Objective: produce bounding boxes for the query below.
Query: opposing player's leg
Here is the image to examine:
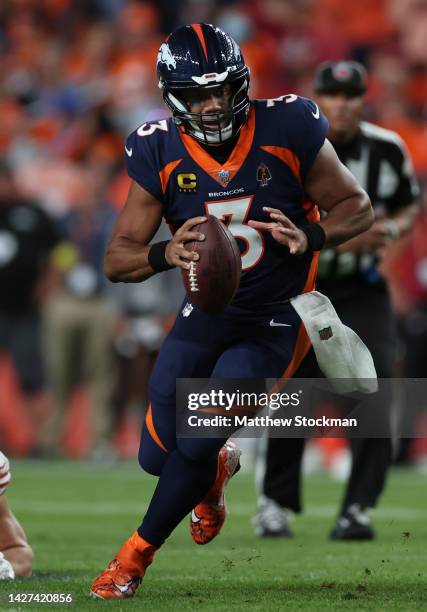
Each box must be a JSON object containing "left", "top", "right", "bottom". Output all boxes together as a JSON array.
[{"left": 0, "top": 452, "right": 33, "bottom": 579}]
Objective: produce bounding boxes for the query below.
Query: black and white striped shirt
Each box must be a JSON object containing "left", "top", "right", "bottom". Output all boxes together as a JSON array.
[{"left": 317, "top": 121, "right": 420, "bottom": 299}]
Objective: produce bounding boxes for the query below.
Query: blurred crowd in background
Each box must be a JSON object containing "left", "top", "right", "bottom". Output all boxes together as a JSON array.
[{"left": 0, "top": 0, "right": 427, "bottom": 467}]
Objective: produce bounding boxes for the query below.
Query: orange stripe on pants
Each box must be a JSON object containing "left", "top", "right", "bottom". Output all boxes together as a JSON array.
[
  {"left": 282, "top": 322, "right": 312, "bottom": 379},
  {"left": 145, "top": 404, "right": 168, "bottom": 453},
  {"left": 268, "top": 323, "right": 312, "bottom": 396}
]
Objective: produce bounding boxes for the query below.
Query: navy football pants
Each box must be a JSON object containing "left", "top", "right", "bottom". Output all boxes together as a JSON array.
[{"left": 137, "top": 301, "right": 308, "bottom": 546}]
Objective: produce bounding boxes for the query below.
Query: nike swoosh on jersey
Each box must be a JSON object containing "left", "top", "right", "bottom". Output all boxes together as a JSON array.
[
  {"left": 269, "top": 319, "right": 292, "bottom": 327},
  {"left": 191, "top": 509, "right": 201, "bottom": 523},
  {"left": 125, "top": 146, "right": 133, "bottom": 157},
  {"left": 311, "top": 104, "right": 320, "bottom": 119}
]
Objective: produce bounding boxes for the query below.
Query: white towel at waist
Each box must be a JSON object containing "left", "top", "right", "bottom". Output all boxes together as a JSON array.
[{"left": 290, "top": 290, "right": 378, "bottom": 394}]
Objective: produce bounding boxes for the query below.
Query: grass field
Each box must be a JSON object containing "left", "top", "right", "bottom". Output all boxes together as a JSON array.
[{"left": 0, "top": 460, "right": 426, "bottom": 611}]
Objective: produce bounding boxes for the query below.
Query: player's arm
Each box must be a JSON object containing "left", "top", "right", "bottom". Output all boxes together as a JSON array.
[
  {"left": 105, "top": 181, "right": 206, "bottom": 282},
  {"left": 304, "top": 138, "right": 374, "bottom": 247},
  {"left": 249, "top": 139, "right": 373, "bottom": 254}
]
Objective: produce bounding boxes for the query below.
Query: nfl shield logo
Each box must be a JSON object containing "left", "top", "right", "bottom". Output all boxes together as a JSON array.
[
  {"left": 217, "top": 169, "right": 231, "bottom": 187},
  {"left": 182, "top": 302, "right": 193, "bottom": 318},
  {"left": 319, "top": 326, "right": 333, "bottom": 341},
  {"left": 182, "top": 302, "right": 194, "bottom": 318}
]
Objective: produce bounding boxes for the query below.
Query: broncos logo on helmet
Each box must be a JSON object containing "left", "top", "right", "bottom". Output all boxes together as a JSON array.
[
  {"left": 157, "top": 23, "right": 250, "bottom": 145},
  {"left": 157, "top": 43, "right": 177, "bottom": 71}
]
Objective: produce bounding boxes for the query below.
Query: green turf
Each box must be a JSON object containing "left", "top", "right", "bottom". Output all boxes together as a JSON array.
[{"left": 0, "top": 460, "right": 426, "bottom": 611}]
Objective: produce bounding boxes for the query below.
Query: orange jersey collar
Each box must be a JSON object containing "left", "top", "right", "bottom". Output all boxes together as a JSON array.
[{"left": 179, "top": 106, "right": 255, "bottom": 188}]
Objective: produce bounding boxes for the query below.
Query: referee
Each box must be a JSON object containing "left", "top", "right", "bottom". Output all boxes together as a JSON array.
[{"left": 255, "top": 61, "right": 420, "bottom": 540}]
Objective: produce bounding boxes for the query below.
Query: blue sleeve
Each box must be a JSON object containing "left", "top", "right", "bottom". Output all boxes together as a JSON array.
[
  {"left": 290, "top": 96, "right": 329, "bottom": 182},
  {"left": 124, "top": 129, "right": 164, "bottom": 203}
]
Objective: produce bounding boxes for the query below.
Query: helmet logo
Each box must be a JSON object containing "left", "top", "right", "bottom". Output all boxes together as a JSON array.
[
  {"left": 231, "top": 38, "right": 242, "bottom": 61},
  {"left": 158, "top": 43, "right": 177, "bottom": 70}
]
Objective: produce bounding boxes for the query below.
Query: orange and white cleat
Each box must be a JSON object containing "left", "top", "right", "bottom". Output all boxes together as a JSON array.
[
  {"left": 190, "top": 441, "right": 241, "bottom": 545},
  {"left": 90, "top": 532, "right": 156, "bottom": 600}
]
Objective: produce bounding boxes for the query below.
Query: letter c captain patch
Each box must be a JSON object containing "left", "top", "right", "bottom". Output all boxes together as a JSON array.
[{"left": 177, "top": 173, "right": 197, "bottom": 193}]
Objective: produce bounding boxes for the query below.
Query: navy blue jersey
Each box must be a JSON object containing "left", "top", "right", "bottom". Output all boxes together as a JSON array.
[{"left": 125, "top": 95, "right": 328, "bottom": 312}]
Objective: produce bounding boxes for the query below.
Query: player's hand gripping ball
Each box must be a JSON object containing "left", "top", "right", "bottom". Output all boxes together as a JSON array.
[{"left": 182, "top": 216, "right": 241, "bottom": 314}]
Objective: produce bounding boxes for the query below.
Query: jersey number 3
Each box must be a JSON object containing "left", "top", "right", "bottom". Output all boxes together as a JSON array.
[{"left": 206, "top": 196, "right": 264, "bottom": 271}]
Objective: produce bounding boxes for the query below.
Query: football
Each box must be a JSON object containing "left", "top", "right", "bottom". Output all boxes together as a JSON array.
[{"left": 182, "top": 215, "right": 241, "bottom": 314}]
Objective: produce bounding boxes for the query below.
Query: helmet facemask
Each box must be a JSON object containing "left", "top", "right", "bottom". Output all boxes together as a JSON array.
[{"left": 162, "top": 71, "right": 250, "bottom": 146}]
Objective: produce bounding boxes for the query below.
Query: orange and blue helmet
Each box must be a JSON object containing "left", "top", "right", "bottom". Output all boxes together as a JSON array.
[{"left": 157, "top": 23, "right": 250, "bottom": 145}]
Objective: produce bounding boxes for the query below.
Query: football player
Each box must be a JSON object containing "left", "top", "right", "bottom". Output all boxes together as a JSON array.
[
  {"left": 0, "top": 452, "right": 33, "bottom": 579},
  {"left": 91, "top": 24, "right": 373, "bottom": 600}
]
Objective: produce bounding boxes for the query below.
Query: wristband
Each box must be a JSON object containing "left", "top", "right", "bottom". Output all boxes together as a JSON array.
[
  {"left": 148, "top": 241, "right": 174, "bottom": 272},
  {"left": 302, "top": 223, "right": 326, "bottom": 252}
]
